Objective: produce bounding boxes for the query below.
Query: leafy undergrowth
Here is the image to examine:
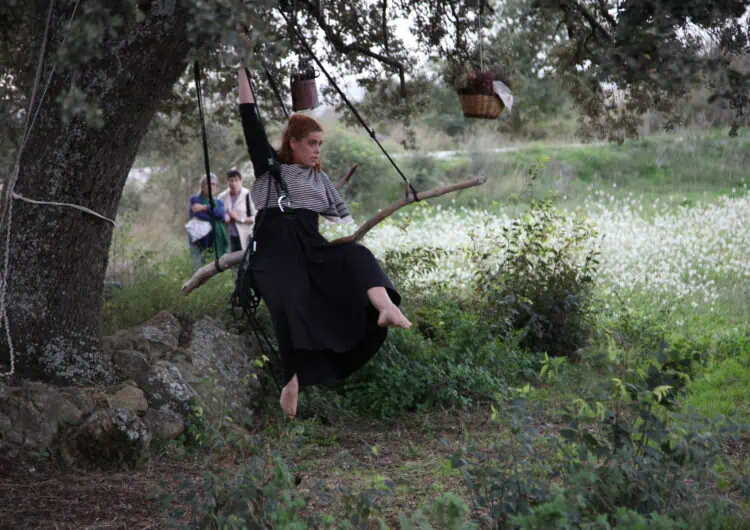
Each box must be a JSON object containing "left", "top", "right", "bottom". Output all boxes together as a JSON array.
[
  {"left": 4, "top": 350, "right": 750, "bottom": 530},
  {"left": 159, "top": 356, "right": 750, "bottom": 528}
]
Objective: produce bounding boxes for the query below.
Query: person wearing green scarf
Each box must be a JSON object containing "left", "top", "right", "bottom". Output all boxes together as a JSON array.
[{"left": 189, "top": 173, "right": 230, "bottom": 271}]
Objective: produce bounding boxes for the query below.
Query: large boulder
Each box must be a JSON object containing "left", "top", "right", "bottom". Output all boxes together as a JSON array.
[
  {"left": 103, "top": 311, "right": 181, "bottom": 362},
  {"left": 0, "top": 379, "right": 157, "bottom": 466},
  {"left": 109, "top": 383, "right": 148, "bottom": 413},
  {"left": 181, "top": 317, "right": 265, "bottom": 422},
  {"left": 0, "top": 381, "right": 83, "bottom": 454},
  {"left": 144, "top": 407, "right": 185, "bottom": 441},
  {"left": 61, "top": 408, "right": 150, "bottom": 468},
  {"left": 103, "top": 313, "right": 266, "bottom": 422},
  {"left": 135, "top": 360, "right": 196, "bottom": 415},
  {"left": 111, "top": 349, "right": 150, "bottom": 381},
  {"left": 0, "top": 312, "right": 270, "bottom": 467}
]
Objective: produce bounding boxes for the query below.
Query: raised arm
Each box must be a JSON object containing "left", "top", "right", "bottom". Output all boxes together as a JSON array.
[
  {"left": 239, "top": 67, "right": 254, "bottom": 104},
  {"left": 239, "top": 67, "right": 277, "bottom": 178}
]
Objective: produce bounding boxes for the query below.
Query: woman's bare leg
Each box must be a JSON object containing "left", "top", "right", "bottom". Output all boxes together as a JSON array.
[
  {"left": 367, "top": 286, "right": 411, "bottom": 329},
  {"left": 280, "top": 374, "right": 299, "bottom": 418}
]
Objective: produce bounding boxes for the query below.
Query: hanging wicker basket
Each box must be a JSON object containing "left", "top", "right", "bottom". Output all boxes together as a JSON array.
[{"left": 458, "top": 93, "right": 504, "bottom": 119}]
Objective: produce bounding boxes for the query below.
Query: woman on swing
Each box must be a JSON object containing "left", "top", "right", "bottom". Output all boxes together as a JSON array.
[{"left": 237, "top": 67, "right": 411, "bottom": 418}]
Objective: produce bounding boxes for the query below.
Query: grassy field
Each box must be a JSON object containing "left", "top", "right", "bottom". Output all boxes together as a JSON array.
[
  {"left": 420, "top": 129, "right": 750, "bottom": 208},
  {"left": 88, "top": 128, "right": 750, "bottom": 528}
]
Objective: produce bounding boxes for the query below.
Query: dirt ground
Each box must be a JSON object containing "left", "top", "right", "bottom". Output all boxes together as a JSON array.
[
  {"left": 1, "top": 407, "right": 748, "bottom": 530},
  {"left": 0, "top": 409, "right": 483, "bottom": 529}
]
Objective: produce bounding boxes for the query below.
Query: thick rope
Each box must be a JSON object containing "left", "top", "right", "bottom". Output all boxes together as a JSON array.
[
  {"left": 262, "top": 62, "right": 290, "bottom": 120},
  {"left": 193, "top": 61, "right": 224, "bottom": 273},
  {"left": 239, "top": 25, "right": 291, "bottom": 121},
  {"left": 0, "top": 0, "right": 56, "bottom": 377}
]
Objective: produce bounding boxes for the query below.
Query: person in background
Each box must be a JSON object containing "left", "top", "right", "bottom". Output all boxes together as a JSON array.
[
  {"left": 217, "top": 168, "right": 256, "bottom": 253},
  {"left": 188, "top": 173, "right": 229, "bottom": 271}
]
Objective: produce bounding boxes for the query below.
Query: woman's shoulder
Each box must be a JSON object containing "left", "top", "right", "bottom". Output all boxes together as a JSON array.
[
  {"left": 279, "top": 164, "right": 328, "bottom": 177},
  {"left": 318, "top": 169, "right": 333, "bottom": 183}
]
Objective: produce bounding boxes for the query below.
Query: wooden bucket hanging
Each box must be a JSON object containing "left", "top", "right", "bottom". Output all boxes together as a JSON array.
[{"left": 290, "top": 61, "right": 319, "bottom": 112}]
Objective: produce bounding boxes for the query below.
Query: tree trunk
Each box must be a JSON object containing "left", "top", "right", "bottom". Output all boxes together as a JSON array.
[{"left": 0, "top": 2, "right": 192, "bottom": 384}]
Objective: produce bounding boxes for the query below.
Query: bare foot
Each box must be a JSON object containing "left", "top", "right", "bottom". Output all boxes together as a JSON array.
[
  {"left": 377, "top": 303, "right": 412, "bottom": 329},
  {"left": 279, "top": 375, "right": 299, "bottom": 418}
]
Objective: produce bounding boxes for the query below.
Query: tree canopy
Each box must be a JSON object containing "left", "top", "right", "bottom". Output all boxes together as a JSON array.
[
  {"left": 2, "top": 0, "right": 748, "bottom": 161},
  {"left": 536, "top": 0, "right": 750, "bottom": 139}
]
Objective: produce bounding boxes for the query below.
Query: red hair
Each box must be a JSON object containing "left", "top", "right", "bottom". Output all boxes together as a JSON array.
[{"left": 278, "top": 114, "right": 324, "bottom": 170}]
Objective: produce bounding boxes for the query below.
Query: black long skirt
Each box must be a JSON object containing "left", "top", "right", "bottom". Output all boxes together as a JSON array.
[{"left": 249, "top": 208, "right": 400, "bottom": 387}]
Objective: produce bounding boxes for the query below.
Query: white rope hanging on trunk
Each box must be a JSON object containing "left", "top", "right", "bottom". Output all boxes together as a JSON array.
[{"left": 0, "top": 0, "right": 116, "bottom": 377}]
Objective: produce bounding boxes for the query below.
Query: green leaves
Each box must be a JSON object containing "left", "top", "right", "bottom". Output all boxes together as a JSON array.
[
  {"left": 652, "top": 385, "right": 673, "bottom": 403},
  {"left": 473, "top": 199, "right": 599, "bottom": 359},
  {"left": 456, "top": 355, "right": 739, "bottom": 528}
]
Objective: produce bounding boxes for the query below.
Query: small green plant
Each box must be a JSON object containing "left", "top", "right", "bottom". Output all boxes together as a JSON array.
[
  {"left": 539, "top": 353, "right": 567, "bottom": 382},
  {"left": 473, "top": 200, "right": 599, "bottom": 359},
  {"left": 178, "top": 402, "right": 211, "bottom": 448},
  {"left": 453, "top": 353, "right": 743, "bottom": 528},
  {"left": 162, "top": 452, "right": 307, "bottom": 529}
]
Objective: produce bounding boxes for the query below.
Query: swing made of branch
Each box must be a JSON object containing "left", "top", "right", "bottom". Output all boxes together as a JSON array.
[
  {"left": 183, "top": 9, "right": 488, "bottom": 295},
  {"left": 182, "top": 175, "right": 487, "bottom": 295}
]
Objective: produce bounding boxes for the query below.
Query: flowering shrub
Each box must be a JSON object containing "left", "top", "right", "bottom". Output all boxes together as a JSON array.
[{"left": 587, "top": 190, "right": 750, "bottom": 307}]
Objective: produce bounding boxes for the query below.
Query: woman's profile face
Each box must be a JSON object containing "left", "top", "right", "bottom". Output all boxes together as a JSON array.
[{"left": 290, "top": 131, "right": 323, "bottom": 168}]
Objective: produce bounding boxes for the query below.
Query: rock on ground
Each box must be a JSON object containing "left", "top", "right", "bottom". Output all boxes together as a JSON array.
[{"left": 0, "top": 312, "right": 267, "bottom": 468}]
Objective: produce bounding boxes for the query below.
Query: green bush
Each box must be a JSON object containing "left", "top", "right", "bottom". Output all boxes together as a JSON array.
[
  {"left": 453, "top": 354, "right": 743, "bottom": 529},
  {"left": 473, "top": 200, "right": 599, "bottom": 358},
  {"left": 328, "top": 245, "right": 546, "bottom": 418},
  {"left": 336, "top": 317, "right": 514, "bottom": 418},
  {"left": 162, "top": 453, "right": 308, "bottom": 529}
]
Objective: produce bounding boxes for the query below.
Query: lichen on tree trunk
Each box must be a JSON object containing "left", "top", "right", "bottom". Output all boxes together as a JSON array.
[{"left": 0, "top": 1, "right": 193, "bottom": 384}]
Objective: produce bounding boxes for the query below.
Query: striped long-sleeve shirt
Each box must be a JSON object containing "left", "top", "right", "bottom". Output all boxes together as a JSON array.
[{"left": 240, "top": 103, "right": 353, "bottom": 224}]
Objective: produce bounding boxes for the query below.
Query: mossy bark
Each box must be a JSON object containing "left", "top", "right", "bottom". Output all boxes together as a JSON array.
[{"left": 0, "top": 1, "right": 192, "bottom": 384}]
